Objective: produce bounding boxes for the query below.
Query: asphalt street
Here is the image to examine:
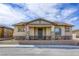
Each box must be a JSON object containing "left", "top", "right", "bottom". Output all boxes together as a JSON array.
[{"left": 0, "top": 45, "right": 79, "bottom": 56}]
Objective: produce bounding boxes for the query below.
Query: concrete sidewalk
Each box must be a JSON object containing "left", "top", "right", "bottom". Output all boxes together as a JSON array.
[
  {"left": 0, "top": 45, "right": 79, "bottom": 49},
  {"left": 0, "top": 39, "right": 19, "bottom": 44}
]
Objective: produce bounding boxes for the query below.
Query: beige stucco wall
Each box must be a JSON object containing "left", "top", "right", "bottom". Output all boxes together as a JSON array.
[
  {"left": 13, "top": 25, "right": 72, "bottom": 38},
  {"left": 72, "top": 31, "right": 79, "bottom": 40},
  {"left": 0, "top": 28, "right": 13, "bottom": 38},
  {"left": 4, "top": 28, "right": 9, "bottom": 37},
  {"left": 0, "top": 28, "right": 3, "bottom": 37},
  {"left": 29, "top": 27, "right": 34, "bottom": 36},
  {"left": 46, "top": 27, "right": 51, "bottom": 36},
  {"left": 13, "top": 26, "right": 26, "bottom": 36},
  {"left": 51, "top": 25, "right": 55, "bottom": 39},
  {"left": 65, "top": 27, "right": 72, "bottom": 36},
  {"left": 55, "top": 26, "right": 72, "bottom": 36}
]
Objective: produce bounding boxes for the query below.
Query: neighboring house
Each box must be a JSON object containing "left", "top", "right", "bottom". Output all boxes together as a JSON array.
[
  {"left": 72, "top": 30, "right": 79, "bottom": 40},
  {"left": 0, "top": 25, "right": 13, "bottom": 38},
  {"left": 13, "top": 18, "right": 73, "bottom": 40}
]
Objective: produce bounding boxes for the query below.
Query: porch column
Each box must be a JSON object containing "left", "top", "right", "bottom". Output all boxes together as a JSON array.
[
  {"left": 25, "top": 25, "right": 29, "bottom": 39},
  {"left": 51, "top": 26, "right": 55, "bottom": 39}
]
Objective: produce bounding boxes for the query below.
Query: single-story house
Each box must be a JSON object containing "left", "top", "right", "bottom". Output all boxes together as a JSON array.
[
  {"left": 13, "top": 18, "right": 73, "bottom": 40},
  {"left": 72, "top": 30, "right": 79, "bottom": 40},
  {"left": 0, "top": 25, "right": 13, "bottom": 39}
]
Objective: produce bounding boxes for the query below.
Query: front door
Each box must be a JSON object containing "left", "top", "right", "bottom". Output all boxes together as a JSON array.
[{"left": 38, "top": 28, "right": 43, "bottom": 40}]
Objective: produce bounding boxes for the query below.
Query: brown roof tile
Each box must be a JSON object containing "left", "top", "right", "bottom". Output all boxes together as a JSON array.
[
  {"left": 0, "top": 25, "right": 13, "bottom": 30},
  {"left": 13, "top": 18, "right": 73, "bottom": 27},
  {"left": 72, "top": 30, "right": 79, "bottom": 33}
]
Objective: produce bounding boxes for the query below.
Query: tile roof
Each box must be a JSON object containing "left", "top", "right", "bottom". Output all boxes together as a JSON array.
[
  {"left": 13, "top": 18, "right": 73, "bottom": 27},
  {"left": 0, "top": 25, "right": 13, "bottom": 30},
  {"left": 53, "top": 21, "right": 73, "bottom": 26},
  {"left": 72, "top": 30, "right": 79, "bottom": 33}
]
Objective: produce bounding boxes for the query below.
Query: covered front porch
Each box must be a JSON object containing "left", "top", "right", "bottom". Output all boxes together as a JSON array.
[
  {"left": 25, "top": 25, "right": 72, "bottom": 40},
  {"left": 27, "top": 25, "right": 53, "bottom": 40}
]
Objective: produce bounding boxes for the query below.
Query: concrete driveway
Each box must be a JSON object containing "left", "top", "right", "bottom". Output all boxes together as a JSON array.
[{"left": 0, "top": 39, "right": 19, "bottom": 45}]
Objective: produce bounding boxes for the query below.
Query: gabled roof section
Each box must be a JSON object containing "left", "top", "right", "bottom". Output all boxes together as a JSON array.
[
  {"left": 0, "top": 25, "right": 13, "bottom": 30},
  {"left": 13, "top": 22, "right": 27, "bottom": 26},
  {"left": 13, "top": 18, "right": 73, "bottom": 27},
  {"left": 53, "top": 21, "right": 74, "bottom": 27},
  {"left": 13, "top": 18, "right": 55, "bottom": 26},
  {"left": 26, "top": 18, "right": 54, "bottom": 24},
  {"left": 72, "top": 30, "right": 79, "bottom": 33}
]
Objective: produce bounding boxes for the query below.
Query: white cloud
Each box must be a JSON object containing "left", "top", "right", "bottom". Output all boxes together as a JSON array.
[
  {"left": 61, "top": 8, "right": 77, "bottom": 18},
  {"left": 65, "top": 17, "right": 78, "bottom": 24},
  {"left": 27, "top": 3, "right": 59, "bottom": 21},
  {"left": 0, "top": 3, "right": 78, "bottom": 29},
  {"left": 0, "top": 4, "right": 27, "bottom": 25}
]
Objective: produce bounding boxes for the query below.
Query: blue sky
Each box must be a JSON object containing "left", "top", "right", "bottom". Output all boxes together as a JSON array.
[{"left": 0, "top": 3, "right": 79, "bottom": 29}]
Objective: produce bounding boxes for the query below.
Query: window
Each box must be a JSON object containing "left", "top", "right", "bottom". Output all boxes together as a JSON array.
[
  {"left": 65, "top": 27, "right": 70, "bottom": 32},
  {"left": 18, "top": 26, "right": 25, "bottom": 32},
  {"left": 55, "top": 28, "right": 61, "bottom": 35}
]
